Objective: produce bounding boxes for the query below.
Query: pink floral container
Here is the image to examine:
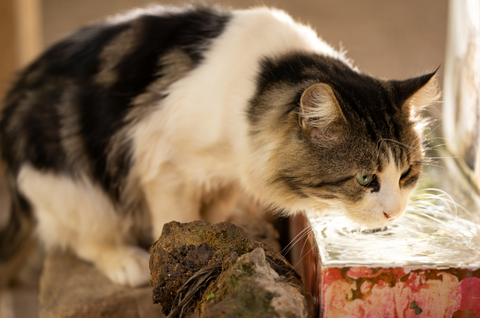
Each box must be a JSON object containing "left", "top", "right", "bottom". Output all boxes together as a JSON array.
[
  {"left": 320, "top": 266, "right": 480, "bottom": 317},
  {"left": 290, "top": 213, "right": 480, "bottom": 318}
]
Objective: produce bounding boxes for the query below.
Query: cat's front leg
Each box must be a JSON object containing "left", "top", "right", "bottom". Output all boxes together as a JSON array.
[
  {"left": 143, "top": 167, "right": 202, "bottom": 240},
  {"left": 18, "top": 165, "right": 151, "bottom": 287},
  {"left": 76, "top": 242, "right": 151, "bottom": 287}
]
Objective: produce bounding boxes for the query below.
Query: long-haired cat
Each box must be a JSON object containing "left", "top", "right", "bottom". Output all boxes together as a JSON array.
[{"left": 0, "top": 6, "right": 439, "bottom": 287}]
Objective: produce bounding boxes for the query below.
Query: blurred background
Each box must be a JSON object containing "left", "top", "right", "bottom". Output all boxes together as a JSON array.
[{"left": 0, "top": 0, "right": 447, "bottom": 317}]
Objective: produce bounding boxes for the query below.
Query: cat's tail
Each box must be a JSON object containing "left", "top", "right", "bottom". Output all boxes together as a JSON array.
[{"left": 0, "top": 172, "right": 35, "bottom": 287}]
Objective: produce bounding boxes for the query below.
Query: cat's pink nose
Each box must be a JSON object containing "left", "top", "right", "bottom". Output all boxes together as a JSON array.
[{"left": 383, "top": 212, "right": 395, "bottom": 221}]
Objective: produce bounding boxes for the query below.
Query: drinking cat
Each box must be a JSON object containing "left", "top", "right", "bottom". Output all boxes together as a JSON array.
[{"left": 0, "top": 6, "right": 439, "bottom": 287}]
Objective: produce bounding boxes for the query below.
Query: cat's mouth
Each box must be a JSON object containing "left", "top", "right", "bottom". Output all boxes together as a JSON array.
[
  {"left": 383, "top": 212, "right": 399, "bottom": 221},
  {"left": 359, "top": 226, "right": 395, "bottom": 235}
]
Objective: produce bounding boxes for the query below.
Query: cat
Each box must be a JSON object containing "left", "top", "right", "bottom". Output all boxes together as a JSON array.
[{"left": 0, "top": 5, "right": 439, "bottom": 287}]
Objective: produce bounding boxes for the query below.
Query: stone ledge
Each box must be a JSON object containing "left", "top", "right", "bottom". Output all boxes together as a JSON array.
[{"left": 39, "top": 252, "right": 164, "bottom": 318}]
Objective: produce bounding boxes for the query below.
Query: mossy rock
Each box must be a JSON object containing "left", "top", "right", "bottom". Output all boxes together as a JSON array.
[
  {"left": 149, "top": 221, "right": 312, "bottom": 317},
  {"left": 196, "top": 248, "right": 313, "bottom": 318}
]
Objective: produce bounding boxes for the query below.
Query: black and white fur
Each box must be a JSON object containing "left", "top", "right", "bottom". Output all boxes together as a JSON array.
[{"left": 0, "top": 6, "right": 438, "bottom": 287}]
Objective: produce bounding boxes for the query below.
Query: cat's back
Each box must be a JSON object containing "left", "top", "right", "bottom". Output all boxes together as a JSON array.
[
  {"left": 0, "top": 5, "right": 340, "bottom": 185},
  {"left": 0, "top": 6, "right": 232, "bottom": 176}
]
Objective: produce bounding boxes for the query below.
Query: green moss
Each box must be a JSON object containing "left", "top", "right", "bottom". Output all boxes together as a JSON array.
[
  {"left": 228, "top": 261, "right": 257, "bottom": 289},
  {"left": 229, "top": 274, "right": 240, "bottom": 288},
  {"left": 206, "top": 291, "right": 215, "bottom": 301},
  {"left": 227, "top": 279, "right": 277, "bottom": 318},
  {"left": 238, "top": 263, "right": 256, "bottom": 276}
]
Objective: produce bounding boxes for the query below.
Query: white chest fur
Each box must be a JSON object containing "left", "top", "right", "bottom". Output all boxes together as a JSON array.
[{"left": 129, "top": 8, "right": 339, "bottom": 194}]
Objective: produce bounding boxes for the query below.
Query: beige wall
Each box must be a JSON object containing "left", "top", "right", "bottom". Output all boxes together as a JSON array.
[
  {"left": 0, "top": 0, "right": 42, "bottom": 102},
  {"left": 0, "top": 0, "right": 19, "bottom": 102}
]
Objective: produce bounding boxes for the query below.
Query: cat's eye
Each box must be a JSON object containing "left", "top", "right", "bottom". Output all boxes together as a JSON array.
[
  {"left": 401, "top": 165, "right": 411, "bottom": 178},
  {"left": 356, "top": 173, "right": 375, "bottom": 187}
]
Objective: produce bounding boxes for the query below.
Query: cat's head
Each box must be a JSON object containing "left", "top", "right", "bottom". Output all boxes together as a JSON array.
[{"left": 249, "top": 53, "right": 439, "bottom": 228}]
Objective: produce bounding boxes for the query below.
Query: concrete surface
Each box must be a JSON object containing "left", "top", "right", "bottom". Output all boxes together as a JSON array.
[{"left": 39, "top": 253, "right": 164, "bottom": 318}]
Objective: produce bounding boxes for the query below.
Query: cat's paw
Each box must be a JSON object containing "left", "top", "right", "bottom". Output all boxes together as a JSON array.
[{"left": 101, "top": 246, "right": 151, "bottom": 288}]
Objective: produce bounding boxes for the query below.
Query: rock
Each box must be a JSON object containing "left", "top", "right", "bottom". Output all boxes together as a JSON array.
[
  {"left": 149, "top": 221, "right": 313, "bottom": 318},
  {"left": 196, "top": 248, "right": 313, "bottom": 318},
  {"left": 40, "top": 252, "right": 164, "bottom": 318}
]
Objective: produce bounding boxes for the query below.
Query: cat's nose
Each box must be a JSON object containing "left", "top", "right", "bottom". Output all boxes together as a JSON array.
[{"left": 383, "top": 212, "right": 396, "bottom": 221}]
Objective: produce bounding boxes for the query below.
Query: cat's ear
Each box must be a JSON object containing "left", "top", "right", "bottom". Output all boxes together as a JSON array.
[
  {"left": 392, "top": 69, "right": 440, "bottom": 115},
  {"left": 300, "top": 83, "right": 346, "bottom": 141}
]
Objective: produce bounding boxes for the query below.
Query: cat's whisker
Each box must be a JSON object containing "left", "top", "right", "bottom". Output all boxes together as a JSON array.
[
  {"left": 423, "top": 135, "right": 448, "bottom": 143},
  {"left": 425, "top": 143, "right": 448, "bottom": 150},
  {"left": 424, "top": 135, "right": 448, "bottom": 141},
  {"left": 418, "top": 163, "right": 444, "bottom": 169},
  {"left": 298, "top": 228, "right": 312, "bottom": 261},
  {"left": 379, "top": 138, "right": 417, "bottom": 152},
  {"left": 406, "top": 206, "right": 454, "bottom": 223},
  {"left": 282, "top": 226, "right": 315, "bottom": 277},
  {"left": 415, "top": 188, "right": 472, "bottom": 217},
  {"left": 282, "top": 226, "right": 312, "bottom": 256},
  {"left": 378, "top": 139, "right": 418, "bottom": 161},
  {"left": 425, "top": 156, "right": 457, "bottom": 160},
  {"left": 404, "top": 193, "right": 461, "bottom": 228},
  {"left": 423, "top": 118, "right": 442, "bottom": 133},
  {"left": 290, "top": 242, "right": 317, "bottom": 273}
]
